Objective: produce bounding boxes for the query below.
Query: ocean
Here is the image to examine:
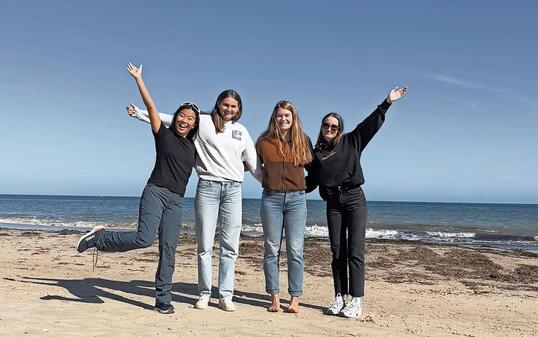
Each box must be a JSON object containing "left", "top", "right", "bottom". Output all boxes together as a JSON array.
[{"left": 0, "top": 194, "right": 537, "bottom": 251}]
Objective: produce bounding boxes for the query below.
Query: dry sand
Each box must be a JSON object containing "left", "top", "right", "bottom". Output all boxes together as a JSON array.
[{"left": 1, "top": 229, "right": 537, "bottom": 337}]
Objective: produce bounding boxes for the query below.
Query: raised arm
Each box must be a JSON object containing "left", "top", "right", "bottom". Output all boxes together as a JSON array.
[
  {"left": 126, "top": 63, "right": 161, "bottom": 134},
  {"left": 351, "top": 86, "right": 408, "bottom": 151},
  {"left": 126, "top": 103, "right": 174, "bottom": 127}
]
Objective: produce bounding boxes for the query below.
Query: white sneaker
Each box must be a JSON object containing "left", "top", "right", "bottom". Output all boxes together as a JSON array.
[
  {"left": 340, "top": 296, "right": 362, "bottom": 318},
  {"left": 194, "top": 294, "right": 210, "bottom": 309},
  {"left": 218, "top": 297, "right": 236, "bottom": 312},
  {"left": 326, "top": 293, "right": 345, "bottom": 315}
]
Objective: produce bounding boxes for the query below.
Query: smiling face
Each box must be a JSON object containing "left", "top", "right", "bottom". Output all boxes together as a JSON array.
[
  {"left": 174, "top": 108, "right": 197, "bottom": 137},
  {"left": 219, "top": 97, "right": 240, "bottom": 122},
  {"left": 275, "top": 107, "right": 293, "bottom": 133},
  {"left": 321, "top": 116, "right": 340, "bottom": 142}
]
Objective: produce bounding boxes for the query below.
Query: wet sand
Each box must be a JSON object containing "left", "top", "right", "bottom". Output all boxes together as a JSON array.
[{"left": 1, "top": 229, "right": 537, "bottom": 336}]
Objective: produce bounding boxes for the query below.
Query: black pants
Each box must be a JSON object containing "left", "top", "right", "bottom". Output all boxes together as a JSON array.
[{"left": 325, "top": 186, "right": 367, "bottom": 297}]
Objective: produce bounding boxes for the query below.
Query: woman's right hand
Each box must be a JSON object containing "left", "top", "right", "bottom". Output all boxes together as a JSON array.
[
  {"left": 126, "top": 103, "right": 136, "bottom": 116},
  {"left": 127, "top": 63, "right": 142, "bottom": 81}
]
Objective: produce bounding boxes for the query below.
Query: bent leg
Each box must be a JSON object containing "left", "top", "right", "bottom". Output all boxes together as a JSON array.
[{"left": 97, "top": 184, "right": 165, "bottom": 252}]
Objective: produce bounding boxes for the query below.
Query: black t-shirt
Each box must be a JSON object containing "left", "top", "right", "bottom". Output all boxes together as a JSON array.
[{"left": 147, "top": 123, "right": 196, "bottom": 196}]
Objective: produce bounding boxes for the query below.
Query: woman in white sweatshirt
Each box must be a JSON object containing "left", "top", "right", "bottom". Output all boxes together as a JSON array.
[{"left": 129, "top": 89, "right": 260, "bottom": 312}]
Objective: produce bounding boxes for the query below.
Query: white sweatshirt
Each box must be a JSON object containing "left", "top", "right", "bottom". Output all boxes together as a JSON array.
[{"left": 131, "top": 106, "right": 261, "bottom": 183}]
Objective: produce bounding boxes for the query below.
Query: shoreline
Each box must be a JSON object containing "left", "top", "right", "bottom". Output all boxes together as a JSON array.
[{"left": 2, "top": 221, "right": 537, "bottom": 252}]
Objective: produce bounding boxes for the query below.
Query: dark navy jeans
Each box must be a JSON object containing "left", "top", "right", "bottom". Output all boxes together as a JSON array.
[
  {"left": 96, "top": 184, "right": 183, "bottom": 306},
  {"left": 325, "top": 185, "right": 367, "bottom": 297}
]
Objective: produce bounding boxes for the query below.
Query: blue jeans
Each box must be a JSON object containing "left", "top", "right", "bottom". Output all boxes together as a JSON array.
[
  {"left": 261, "top": 189, "right": 306, "bottom": 297},
  {"left": 96, "top": 184, "right": 183, "bottom": 306},
  {"left": 195, "top": 179, "right": 242, "bottom": 299}
]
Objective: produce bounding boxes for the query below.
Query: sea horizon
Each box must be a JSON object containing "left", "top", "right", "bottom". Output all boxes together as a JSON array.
[{"left": 1, "top": 193, "right": 536, "bottom": 206}]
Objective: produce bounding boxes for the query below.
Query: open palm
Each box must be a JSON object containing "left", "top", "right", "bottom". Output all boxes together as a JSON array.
[
  {"left": 127, "top": 63, "right": 143, "bottom": 80},
  {"left": 388, "top": 86, "right": 408, "bottom": 103}
]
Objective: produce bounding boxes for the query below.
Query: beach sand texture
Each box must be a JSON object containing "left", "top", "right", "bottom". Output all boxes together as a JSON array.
[{"left": 1, "top": 229, "right": 537, "bottom": 337}]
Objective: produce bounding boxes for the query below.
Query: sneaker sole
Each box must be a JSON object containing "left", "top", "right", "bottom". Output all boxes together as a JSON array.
[
  {"left": 76, "top": 226, "right": 105, "bottom": 253},
  {"left": 194, "top": 299, "right": 210, "bottom": 309},
  {"left": 326, "top": 309, "right": 342, "bottom": 315},
  {"left": 218, "top": 306, "right": 235, "bottom": 312},
  {"left": 218, "top": 302, "right": 236, "bottom": 312},
  {"left": 154, "top": 307, "right": 174, "bottom": 314},
  {"left": 340, "top": 311, "right": 362, "bottom": 318}
]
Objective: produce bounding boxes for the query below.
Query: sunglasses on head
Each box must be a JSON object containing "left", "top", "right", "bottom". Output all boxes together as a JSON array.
[
  {"left": 322, "top": 123, "right": 339, "bottom": 132},
  {"left": 180, "top": 102, "right": 200, "bottom": 113}
]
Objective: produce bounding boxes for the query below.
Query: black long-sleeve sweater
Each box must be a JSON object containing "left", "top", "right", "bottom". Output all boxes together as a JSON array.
[{"left": 308, "top": 100, "right": 391, "bottom": 199}]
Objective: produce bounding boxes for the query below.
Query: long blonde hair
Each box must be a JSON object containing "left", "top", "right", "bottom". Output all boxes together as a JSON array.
[{"left": 258, "top": 100, "right": 312, "bottom": 166}]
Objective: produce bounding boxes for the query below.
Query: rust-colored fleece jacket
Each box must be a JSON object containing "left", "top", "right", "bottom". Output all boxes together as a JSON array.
[{"left": 256, "top": 138, "right": 312, "bottom": 191}]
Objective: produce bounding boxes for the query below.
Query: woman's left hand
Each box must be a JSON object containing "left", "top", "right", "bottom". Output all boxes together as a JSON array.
[
  {"left": 127, "top": 63, "right": 143, "bottom": 81},
  {"left": 387, "top": 86, "right": 408, "bottom": 103}
]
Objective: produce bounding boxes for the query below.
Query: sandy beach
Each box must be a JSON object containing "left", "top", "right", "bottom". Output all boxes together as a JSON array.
[{"left": 0, "top": 229, "right": 537, "bottom": 337}]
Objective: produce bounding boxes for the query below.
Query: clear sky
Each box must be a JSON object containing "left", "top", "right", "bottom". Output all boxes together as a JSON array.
[{"left": 1, "top": 1, "right": 537, "bottom": 203}]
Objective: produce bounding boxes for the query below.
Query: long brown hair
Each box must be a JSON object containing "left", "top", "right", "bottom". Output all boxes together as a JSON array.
[
  {"left": 210, "top": 89, "right": 243, "bottom": 133},
  {"left": 258, "top": 100, "right": 312, "bottom": 166}
]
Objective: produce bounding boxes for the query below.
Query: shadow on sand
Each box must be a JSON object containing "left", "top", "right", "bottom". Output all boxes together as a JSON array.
[{"left": 4, "top": 276, "right": 325, "bottom": 312}]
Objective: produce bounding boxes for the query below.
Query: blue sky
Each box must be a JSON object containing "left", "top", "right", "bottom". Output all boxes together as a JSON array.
[{"left": 1, "top": 1, "right": 537, "bottom": 203}]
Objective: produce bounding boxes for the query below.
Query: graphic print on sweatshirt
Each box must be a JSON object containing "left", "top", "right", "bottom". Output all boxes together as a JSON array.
[{"left": 232, "top": 130, "right": 242, "bottom": 141}]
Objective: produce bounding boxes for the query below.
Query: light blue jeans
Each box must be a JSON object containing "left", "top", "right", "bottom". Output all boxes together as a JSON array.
[
  {"left": 261, "top": 189, "right": 306, "bottom": 297},
  {"left": 195, "top": 179, "right": 242, "bottom": 299}
]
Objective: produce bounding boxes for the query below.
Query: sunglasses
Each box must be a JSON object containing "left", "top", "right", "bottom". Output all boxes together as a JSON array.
[
  {"left": 180, "top": 101, "right": 200, "bottom": 113},
  {"left": 322, "top": 123, "right": 339, "bottom": 132}
]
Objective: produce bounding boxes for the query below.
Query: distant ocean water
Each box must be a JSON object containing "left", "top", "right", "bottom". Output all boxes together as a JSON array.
[{"left": 1, "top": 194, "right": 537, "bottom": 251}]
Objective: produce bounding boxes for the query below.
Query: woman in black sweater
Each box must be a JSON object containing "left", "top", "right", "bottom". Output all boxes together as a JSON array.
[{"left": 309, "top": 86, "right": 408, "bottom": 318}]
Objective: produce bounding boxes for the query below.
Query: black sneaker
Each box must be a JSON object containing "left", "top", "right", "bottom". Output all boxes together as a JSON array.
[
  {"left": 76, "top": 226, "right": 105, "bottom": 253},
  {"left": 154, "top": 302, "right": 175, "bottom": 314}
]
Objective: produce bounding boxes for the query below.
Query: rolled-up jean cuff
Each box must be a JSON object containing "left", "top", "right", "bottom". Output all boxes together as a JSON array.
[{"left": 266, "top": 288, "right": 280, "bottom": 295}]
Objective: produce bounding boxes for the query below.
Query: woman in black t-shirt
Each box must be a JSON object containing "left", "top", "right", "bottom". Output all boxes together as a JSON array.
[{"left": 76, "top": 63, "right": 199, "bottom": 314}]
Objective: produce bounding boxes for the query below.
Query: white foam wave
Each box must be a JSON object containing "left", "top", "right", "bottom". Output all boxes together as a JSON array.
[
  {"left": 367, "top": 229, "right": 424, "bottom": 241},
  {"left": 240, "top": 224, "right": 330, "bottom": 238},
  {"left": 426, "top": 231, "right": 476, "bottom": 238},
  {"left": 241, "top": 224, "right": 264, "bottom": 237},
  {"left": 305, "top": 225, "right": 329, "bottom": 238},
  {"left": 366, "top": 229, "right": 396, "bottom": 239},
  {"left": 0, "top": 217, "right": 111, "bottom": 229}
]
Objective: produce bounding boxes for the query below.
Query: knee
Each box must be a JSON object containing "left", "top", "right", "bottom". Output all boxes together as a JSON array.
[
  {"left": 286, "top": 240, "right": 304, "bottom": 258},
  {"left": 330, "top": 244, "right": 342, "bottom": 256},
  {"left": 331, "top": 247, "right": 347, "bottom": 261},
  {"left": 135, "top": 234, "right": 155, "bottom": 248}
]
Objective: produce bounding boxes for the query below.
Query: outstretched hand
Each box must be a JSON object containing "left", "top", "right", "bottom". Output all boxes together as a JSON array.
[
  {"left": 387, "top": 86, "right": 408, "bottom": 103},
  {"left": 126, "top": 103, "right": 136, "bottom": 116},
  {"left": 127, "top": 63, "right": 142, "bottom": 80}
]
